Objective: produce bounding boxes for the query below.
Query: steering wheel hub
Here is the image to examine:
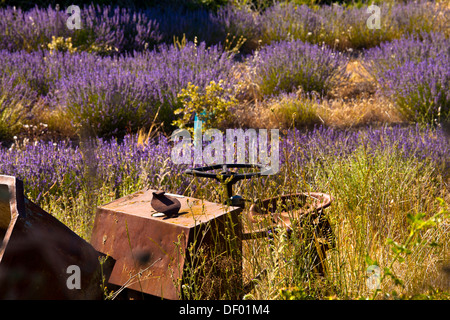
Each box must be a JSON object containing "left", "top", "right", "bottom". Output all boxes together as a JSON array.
[{"left": 184, "top": 163, "right": 263, "bottom": 206}]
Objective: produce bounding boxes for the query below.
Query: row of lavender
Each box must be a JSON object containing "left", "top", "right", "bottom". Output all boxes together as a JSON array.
[
  {"left": 0, "top": 39, "right": 351, "bottom": 139},
  {"left": 363, "top": 32, "right": 450, "bottom": 124},
  {"left": 1, "top": 32, "right": 448, "bottom": 139},
  {"left": 0, "top": 1, "right": 447, "bottom": 54},
  {"left": 1, "top": 125, "right": 448, "bottom": 204},
  {"left": 0, "top": 42, "right": 238, "bottom": 138}
]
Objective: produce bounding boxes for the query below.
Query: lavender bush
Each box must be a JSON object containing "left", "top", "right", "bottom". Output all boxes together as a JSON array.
[
  {"left": 62, "top": 41, "right": 237, "bottom": 136},
  {"left": 1, "top": 1, "right": 447, "bottom": 54},
  {"left": 0, "top": 51, "right": 43, "bottom": 141},
  {"left": 55, "top": 67, "right": 153, "bottom": 138},
  {"left": 363, "top": 33, "right": 449, "bottom": 80},
  {"left": 0, "top": 50, "right": 53, "bottom": 97},
  {"left": 214, "top": 4, "right": 261, "bottom": 53},
  {"left": 364, "top": 33, "right": 450, "bottom": 123},
  {"left": 258, "top": 3, "right": 325, "bottom": 46},
  {"left": 252, "top": 1, "right": 449, "bottom": 51},
  {"left": 249, "top": 39, "right": 349, "bottom": 97},
  {"left": 74, "top": 5, "right": 163, "bottom": 53},
  {"left": 379, "top": 58, "right": 449, "bottom": 124},
  {"left": 281, "top": 124, "right": 450, "bottom": 168},
  {"left": 0, "top": 5, "right": 162, "bottom": 54},
  {"left": 0, "top": 6, "right": 68, "bottom": 52}
]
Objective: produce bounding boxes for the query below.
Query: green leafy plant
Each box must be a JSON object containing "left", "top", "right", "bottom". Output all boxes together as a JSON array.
[
  {"left": 267, "top": 92, "right": 322, "bottom": 128},
  {"left": 278, "top": 286, "right": 315, "bottom": 300},
  {"left": 368, "top": 198, "right": 449, "bottom": 300},
  {"left": 173, "top": 80, "right": 237, "bottom": 132}
]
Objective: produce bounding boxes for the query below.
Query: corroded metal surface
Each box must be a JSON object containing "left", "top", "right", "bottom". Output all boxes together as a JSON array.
[
  {"left": 246, "top": 193, "right": 332, "bottom": 231},
  {"left": 0, "top": 175, "right": 113, "bottom": 300},
  {"left": 245, "top": 192, "right": 334, "bottom": 244},
  {"left": 90, "top": 188, "right": 243, "bottom": 300},
  {"left": 244, "top": 192, "right": 334, "bottom": 275}
]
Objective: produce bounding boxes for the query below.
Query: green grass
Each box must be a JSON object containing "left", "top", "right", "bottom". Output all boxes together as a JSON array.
[{"left": 32, "top": 133, "right": 449, "bottom": 300}]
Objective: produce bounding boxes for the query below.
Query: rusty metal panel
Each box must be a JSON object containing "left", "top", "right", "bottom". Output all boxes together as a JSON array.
[
  {"left": 0, "top": 175, "right": 113, "bottom": 300},
  {"left": 245, "top": 192, "right": 333, "bottom": 236},
  {"left": 90, "top": 188, "right": 243, "bottom": 300},
  {"left": 243, "top": 192, "right": 334, "bottom": 276},
  {"left": 91, "top": 207, "right": 190, "bottom": 299}
]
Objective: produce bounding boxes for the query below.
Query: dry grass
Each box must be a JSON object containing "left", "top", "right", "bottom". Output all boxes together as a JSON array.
[
  {"left": 318, "top": 59, "right": 404, "bottom": 128},
  {"left": 232, "top": 58, "right": 405, "bottom": 130},
  {"left": 318, "top": 96, "right": 403, "bottom": 128}
]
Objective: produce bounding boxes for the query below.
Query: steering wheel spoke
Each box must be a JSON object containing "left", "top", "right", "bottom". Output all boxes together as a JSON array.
[{"left": 184, "top": 163, "right": 263, "bottom": 206}]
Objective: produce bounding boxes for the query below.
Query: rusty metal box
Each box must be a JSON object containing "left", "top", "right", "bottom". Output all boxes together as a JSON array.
[{"left": 90, "top": 189, "right": 243, "bottom": 300}]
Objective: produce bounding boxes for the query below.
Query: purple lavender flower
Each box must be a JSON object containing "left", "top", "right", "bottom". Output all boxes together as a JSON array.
[
  {"left": 44, "top": 41, "right": 237, "bottom": 137},
  {"left": 1, "top": 125, "right": 447, "bottom": 205},
  {"left": 0, "top": 4, "right": 162, "bottom": 54},
  {"left": 249, "top": 39, "right": 349, "bottom": 97},
  {"left": 364, "top": 33, "right": 450, "bottom": 123}
]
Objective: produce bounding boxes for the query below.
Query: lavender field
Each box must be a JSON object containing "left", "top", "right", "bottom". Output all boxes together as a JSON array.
[{"left": 0, "top": 0, "right": 449, "bottom": 300}]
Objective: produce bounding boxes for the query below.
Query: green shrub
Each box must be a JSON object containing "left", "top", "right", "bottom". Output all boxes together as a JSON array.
[
  {"left": 267, "top": 92, "right": 322, "bottom": 128},
  {"left": 173, "top": 80, "right": 237, "bottom": 132}
]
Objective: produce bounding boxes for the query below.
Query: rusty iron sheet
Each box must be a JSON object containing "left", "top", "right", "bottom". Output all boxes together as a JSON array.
[
  {"left": 244, "top": 192, "right": 334, "bottom": 245},
  {"left": 0, "top": 175, "right": 114, "bottom": 300},
  {"left": 90, "top": 188, "right": 243, "bottom": 300},
  {"left": 246, "top": 193, "right": 332, "bottom": 231},
  {"left": 243, "top": 192, "right": 334, "bottom": 276}
]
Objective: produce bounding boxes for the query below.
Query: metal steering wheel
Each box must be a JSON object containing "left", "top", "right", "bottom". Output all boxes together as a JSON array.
[{"left": 184, "top": 163, "right": 263, "bottom": 206}]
